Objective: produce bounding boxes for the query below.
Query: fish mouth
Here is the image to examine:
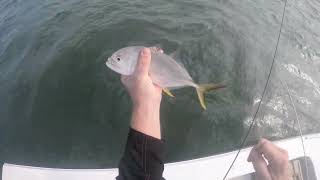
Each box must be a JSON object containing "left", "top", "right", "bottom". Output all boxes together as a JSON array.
[{"left": 105, "top": 58, "right": 112, "bottom": 67}]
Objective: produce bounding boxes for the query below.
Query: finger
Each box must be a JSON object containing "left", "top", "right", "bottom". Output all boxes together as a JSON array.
[
  {"left": 135, "top": 48, "right": 151, "bottom": 76},
  {"left": 275, "top": 145, "right": 288, "bottom": 155},
  {"left": 255, "top": 138, "right": 282, "bottom": 163},
  {"left": 153, "top": 83, "right": 162, "bottom": 89},
  {"left": 121, "top": 75, "right": 130, "bottom": 85},
  {"left": 153, "top": 83, "right": 163, "bottom": 93},
  {"left": 249, "top": 148, "right": 272, "bottom": 180},
  {"left": 247, "top": 147, "right": 255, "bottom": 162}
]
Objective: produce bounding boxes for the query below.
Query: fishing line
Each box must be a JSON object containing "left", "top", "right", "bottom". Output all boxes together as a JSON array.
[
  {"left": 222, "top": 0, "right": 288, "bottom": 179},
  {"left": 280, "top": 75, "right": 309, "bottom": 180}
]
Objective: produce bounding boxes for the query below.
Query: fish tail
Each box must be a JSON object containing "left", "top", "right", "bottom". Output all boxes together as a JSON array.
[{"left": 196, "top": 83, "right": 226, "bottom": 110}]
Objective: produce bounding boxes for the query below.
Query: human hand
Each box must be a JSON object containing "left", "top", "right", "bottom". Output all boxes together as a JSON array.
[
  {"left": 248, "top": 138, "right": 290, "bottom": 180},
  {"left": 121, "top": 47, "right": 162, "bottom": 108},
  {"left": 121, "top": 47, "right": 162, "bottom": 139}
]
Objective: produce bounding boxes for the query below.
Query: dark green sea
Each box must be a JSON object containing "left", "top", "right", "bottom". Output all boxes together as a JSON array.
[{"left": 0, "top": 0, "right": 319, "bottom": 174}]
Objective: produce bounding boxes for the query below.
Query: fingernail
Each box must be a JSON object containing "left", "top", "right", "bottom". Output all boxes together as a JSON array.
[{"left": 141, "top": 48, "right": 149, "bottom": 56}]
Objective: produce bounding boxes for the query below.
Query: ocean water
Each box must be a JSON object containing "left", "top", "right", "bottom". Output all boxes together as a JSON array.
[{"left": 0, "top": 0, "right": 319, "bottom": 172}]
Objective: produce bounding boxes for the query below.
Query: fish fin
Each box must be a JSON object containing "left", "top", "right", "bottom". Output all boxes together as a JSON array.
[
  {"left": 196, "top": 83, "right": 226, "bottom": 110},
  {"left": 152, "top": 44, "right": 162, "bottom": 49},
  {"left": 163, "top": 88, "right": 175, "bottom": 97},
  {"left": 149, "top": 45, "right": 163, "bottom": 53}
]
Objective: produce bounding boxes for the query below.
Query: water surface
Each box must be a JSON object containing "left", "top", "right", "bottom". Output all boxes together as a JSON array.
[{"left": 0, "top": 0, "right": 319, "bottom": 173}]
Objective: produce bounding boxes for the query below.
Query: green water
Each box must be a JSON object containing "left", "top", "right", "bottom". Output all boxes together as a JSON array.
[{"left": 0, "top": 0, "right": 319, "bottom": 172}]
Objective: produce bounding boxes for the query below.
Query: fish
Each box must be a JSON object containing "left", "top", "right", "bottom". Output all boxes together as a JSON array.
[{"left": 106, "top": 46, "right": 225, "bottom": 110}]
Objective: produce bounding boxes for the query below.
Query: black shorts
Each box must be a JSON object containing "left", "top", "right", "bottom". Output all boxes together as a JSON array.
[{"left": 116, "top": 128, "right": 165, "bottom": 180}]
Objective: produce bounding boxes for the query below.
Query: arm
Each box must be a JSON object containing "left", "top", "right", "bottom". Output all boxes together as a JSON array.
[{"left": 116, "top": 48, "right": 165, "bottom": 180}]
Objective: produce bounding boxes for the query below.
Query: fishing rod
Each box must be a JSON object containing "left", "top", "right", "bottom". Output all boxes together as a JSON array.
[
  {"left": 222, "top": 0, "right": 289, "bottom": 179},
  {"left": 279, "top": 69, "right": 309, "bottom": 180}
]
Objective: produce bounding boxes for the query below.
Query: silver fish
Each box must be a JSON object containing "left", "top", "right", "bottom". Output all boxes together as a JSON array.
[{"left": 106, "top": 46, "right": 225, "bottom": 109}]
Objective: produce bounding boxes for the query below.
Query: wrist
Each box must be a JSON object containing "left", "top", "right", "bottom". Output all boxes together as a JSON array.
[
  {"left": 131, "top": 102, "right": 161, "bottom": 139},
  {"left": 133, "top": 101, "right": 160, "bottom": 111},
  {"left": 132, "top": 95, "right": 161, "bottom": 109}
]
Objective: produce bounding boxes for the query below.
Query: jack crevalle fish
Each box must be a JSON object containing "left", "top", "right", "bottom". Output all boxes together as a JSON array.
[{"left": 106, "top": 46, "right": 225, "bottom": 109}]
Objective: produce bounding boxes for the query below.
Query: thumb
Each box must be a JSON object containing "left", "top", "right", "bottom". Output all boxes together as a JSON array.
[{"left": 135, "top": 48, "right": 151, "bottom": 76}]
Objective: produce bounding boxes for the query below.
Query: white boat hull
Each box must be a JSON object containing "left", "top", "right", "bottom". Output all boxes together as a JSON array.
[{"left": 3, "top": 133, "right": 320, "bottom": 180}]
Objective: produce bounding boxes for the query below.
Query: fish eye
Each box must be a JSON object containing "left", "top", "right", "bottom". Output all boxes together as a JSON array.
[{"left": 117, "top": 57, "right": 121, "bottom": 61}]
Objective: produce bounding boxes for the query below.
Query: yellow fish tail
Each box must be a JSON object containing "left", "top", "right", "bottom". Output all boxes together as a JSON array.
[{"left": 196, "top": 83, "right": 226, "bottom": 110}]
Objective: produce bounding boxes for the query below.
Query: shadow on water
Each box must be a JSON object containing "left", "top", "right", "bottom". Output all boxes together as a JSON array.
[
  {"left": 162, "top": 29, "right": 257, "bottom": 161},
  {"left": 1, "top": 0, "right": 320, "bottom": 172},
  {"left": 0, "top": 17, "right": 181, "bottom": 168},
  {"left": 0, "top": 16, "right": 257, "bottom": 167},
  {"left": 0, "top": 10, "right": 267, "bottom": 169}
]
